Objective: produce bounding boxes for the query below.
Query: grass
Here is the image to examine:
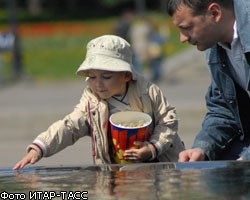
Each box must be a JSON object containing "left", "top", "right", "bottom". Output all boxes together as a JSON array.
[
  {"left": 22, "top": 35, "right": 90, "bottom": 80},
  {"left": 0, "top": 13, "right": 189, "bottom": 81}
]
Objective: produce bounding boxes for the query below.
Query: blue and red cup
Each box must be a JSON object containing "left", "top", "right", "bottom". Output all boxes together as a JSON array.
[{"left": 109, "top": 111, "right": 152, "bottom": 164}]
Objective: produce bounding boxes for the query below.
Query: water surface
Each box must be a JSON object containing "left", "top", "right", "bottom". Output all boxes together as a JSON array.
[{"left": 1, "top": 161, "right": 250, "bottom": 199}]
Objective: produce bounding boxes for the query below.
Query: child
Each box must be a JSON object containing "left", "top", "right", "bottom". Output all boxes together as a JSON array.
[{"left": 13, "top": 35, "right": 184, "bottom": 170}]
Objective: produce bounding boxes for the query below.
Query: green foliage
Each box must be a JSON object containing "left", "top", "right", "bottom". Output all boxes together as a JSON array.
[
  {"left": 101, "top": 0, "right": 122, "bottom": 7},
  {"left": 1, "top": 14, "right": 190, "bottom": 81},
  {"left": 22, "top": 35, "right": 91, "bottom": 80}
]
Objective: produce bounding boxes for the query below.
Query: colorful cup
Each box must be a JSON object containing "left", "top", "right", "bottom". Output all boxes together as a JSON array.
[{"left": 109, "top": 111, "right": 152, "bottom": 164}]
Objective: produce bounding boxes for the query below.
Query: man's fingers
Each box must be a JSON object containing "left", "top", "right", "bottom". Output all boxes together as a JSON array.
[
  {"left": 189, "top": 151, "right": 202, "bottom": 162},
  {"left": 178, "top": 151, "right": 190, "bottom": 162},
  {"left": 178, "top": 148, "right": 205, "bottom": 162}
]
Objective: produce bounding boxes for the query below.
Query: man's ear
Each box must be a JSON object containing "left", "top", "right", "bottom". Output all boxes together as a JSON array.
[{"left": 208, "top": 3, "right": 222, "bottom": 22}]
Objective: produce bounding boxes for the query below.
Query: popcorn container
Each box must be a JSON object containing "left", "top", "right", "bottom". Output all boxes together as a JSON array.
[{"left": 109, "top": 111, "right": 152, "bottom": 164}]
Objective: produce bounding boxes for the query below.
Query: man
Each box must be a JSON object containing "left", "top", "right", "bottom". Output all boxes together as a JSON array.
[{"left": 165, "top": 0, "right": 250, "bottom": 161}]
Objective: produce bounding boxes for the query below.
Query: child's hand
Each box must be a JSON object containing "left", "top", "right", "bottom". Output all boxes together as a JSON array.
[
  {"left": 123, "top": 141, "right": 152, "bottom": 162},
  {"left": 13, "top": 149, "right": 41, "bottom": 170}
]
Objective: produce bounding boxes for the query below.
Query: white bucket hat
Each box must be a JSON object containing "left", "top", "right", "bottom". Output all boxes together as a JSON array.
[{"left": 76, "top": 35, "right": 135, "bottom": 78}]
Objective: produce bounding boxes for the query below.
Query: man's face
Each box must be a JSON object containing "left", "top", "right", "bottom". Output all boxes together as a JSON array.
[{"left": 172, "top": 4, "right": 220, "bottom": 51}]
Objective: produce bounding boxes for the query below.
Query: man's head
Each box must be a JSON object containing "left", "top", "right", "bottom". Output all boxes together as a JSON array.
[
  {"left": 165, "top": 0, "right": 234, "bottom": 51},
  {"left": 166, "top": 0, "right": 233, "bottom": 17}
]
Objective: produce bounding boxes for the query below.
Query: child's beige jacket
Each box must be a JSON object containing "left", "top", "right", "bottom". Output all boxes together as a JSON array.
[{"left": 28, "top": 73, "right": 184, "bottom": 164}]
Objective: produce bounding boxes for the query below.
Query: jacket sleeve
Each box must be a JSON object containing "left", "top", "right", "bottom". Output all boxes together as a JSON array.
[
  {"left": 27, "top": 94, "right": 90, "bottom": 157},
  {"left": 193, "top": 81, "right": 242, "bottom": 160},
  {"left": 149, "top": 84, "right": 184, "bottom": 161}
]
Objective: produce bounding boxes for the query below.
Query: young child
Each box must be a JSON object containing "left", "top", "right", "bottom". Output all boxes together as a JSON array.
[{"left": 13, "top": 35, "right": 184, "bottom": 170}]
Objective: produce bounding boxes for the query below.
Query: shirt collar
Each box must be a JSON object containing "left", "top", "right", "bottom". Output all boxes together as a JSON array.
[{"left": 232, "top": 21, "right": 238, "bottom": 40}]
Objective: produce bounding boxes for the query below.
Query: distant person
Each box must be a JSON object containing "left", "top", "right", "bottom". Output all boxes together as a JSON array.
[
  {"left": 13, "top": 35, "right": 184, "bottom": 170},
  {"left": 128, "top": 14, "right": 153, "bottom": 72},
  {"left": 147, "top": 23, "right": 169, "bottom": 82},
  {"left": 0, "top": 32, "right": 22, "bottom": 80},
  {"left": 113, "top": 9, "right": 134, "bottom": 43},
  {"left": 165, "top": 0, "right": 250, "bottom": 161},
  {"left": 113, "top": 9, "right": 141, "bottom": 73}
]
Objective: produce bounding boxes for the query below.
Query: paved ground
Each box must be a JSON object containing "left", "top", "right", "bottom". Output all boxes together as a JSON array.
[{"left": 0, "top": 47, "right": 210, "bottom": 168}]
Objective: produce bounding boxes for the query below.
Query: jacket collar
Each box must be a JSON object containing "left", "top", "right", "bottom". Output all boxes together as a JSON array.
[{"left": 234, "top": 0, "right": 250, "bottom": 53}]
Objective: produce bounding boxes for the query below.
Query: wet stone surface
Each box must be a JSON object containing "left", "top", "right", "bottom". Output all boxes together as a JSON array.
[{"left": 1, "top": 161, "right": 250, "bottom": 200}]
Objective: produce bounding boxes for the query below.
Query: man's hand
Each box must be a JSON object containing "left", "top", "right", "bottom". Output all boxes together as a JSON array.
[
  {"left": 237, "top": 157, "right": 243, "bottom": 161},
  {"left": 179, "top": 148, "right": 206, "bottom": 162}
]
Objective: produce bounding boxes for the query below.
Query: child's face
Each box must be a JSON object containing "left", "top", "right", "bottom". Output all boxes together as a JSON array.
[{"left": 86, "top": 70, "right": 132, "bottom": 100}]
